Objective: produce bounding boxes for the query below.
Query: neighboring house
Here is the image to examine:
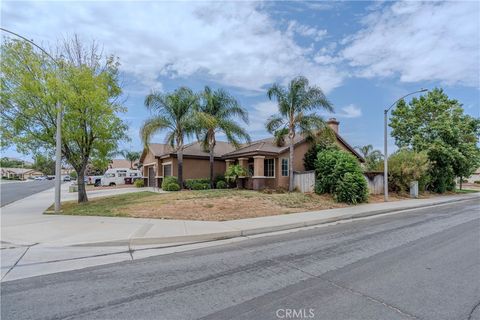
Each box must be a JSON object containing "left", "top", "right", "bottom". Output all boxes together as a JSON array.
[
  {"left": 109, "top": 159, "right": 139, "bottom": 170},
  {"left": 1, "top": 167, "right": 43, "bottom": 180},
  {"left": 467, "top": 167, "right": 480, "bottom": 183},
  {"left": 140, "top": 118, "right": 363, "bottom": 189}
]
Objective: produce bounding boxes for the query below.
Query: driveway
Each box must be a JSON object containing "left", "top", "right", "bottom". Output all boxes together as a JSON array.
[
  {"left": 1, "top": 198, "right": 478, "bottom": 320},
  {"left": 0, "top": 180, "right": 55, "bottom": 207}
]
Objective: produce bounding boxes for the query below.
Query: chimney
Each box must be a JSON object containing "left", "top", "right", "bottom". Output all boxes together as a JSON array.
[{"left": 327, "top": 118, "right": 339, "bottom": 134}]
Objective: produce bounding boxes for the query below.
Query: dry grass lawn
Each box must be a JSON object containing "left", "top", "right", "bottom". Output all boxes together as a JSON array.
[{"left": 50, "top": 188, "right": 454, "bottom": 221}]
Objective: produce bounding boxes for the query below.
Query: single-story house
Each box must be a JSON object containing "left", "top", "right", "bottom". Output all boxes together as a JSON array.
[
  {"left": 1, "top": 167, "right": 43, "bottom": 180},
  {"left": 140, "top": 118, "right": 363, "bottom": 190},
  {"left": 466, "top": 167, "right": 480, "bottom": 183}
]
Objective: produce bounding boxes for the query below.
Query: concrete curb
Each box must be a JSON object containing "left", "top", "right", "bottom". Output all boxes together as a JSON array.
[{"left": 72, "top": 194, "right": 479, "bottom": 248}]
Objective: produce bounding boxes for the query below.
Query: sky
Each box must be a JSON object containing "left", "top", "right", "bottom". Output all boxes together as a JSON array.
[{"left": 1, "top": 0, "right": 479, "bottom": 162}]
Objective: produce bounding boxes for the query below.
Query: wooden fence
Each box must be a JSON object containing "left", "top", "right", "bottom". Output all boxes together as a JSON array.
[
  {"left": 293, "top": 171, "right": 384, "bottom": 194},
  {"left": 293, "top": 171, "right": 315, "bottom": 193}
]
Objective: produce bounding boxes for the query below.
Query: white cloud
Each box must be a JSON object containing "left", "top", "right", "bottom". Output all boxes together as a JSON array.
[
  {"left": 286, "top": 20, "right": 327, "bottom": 41},
  {"left": 338, "top": 104, "right": 362, "bottom": 118},
  {"left": 249, "top": 101, "right": 279, "bottom": 131},
  {"left": 341, "top": 1, "right": 480, "bottom": 87},
  {"left": 1, "top": 1, "right": 343, "bottom": 93}
]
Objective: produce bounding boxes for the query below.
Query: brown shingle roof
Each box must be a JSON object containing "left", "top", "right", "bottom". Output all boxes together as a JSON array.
[{"left": 143, "top": 141, "right": 236, "bottom": 160}]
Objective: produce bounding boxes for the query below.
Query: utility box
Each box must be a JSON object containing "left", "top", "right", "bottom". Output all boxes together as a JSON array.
[
  {"left": 410, "top": 181, "right": 419, "bottom": 198},
  {"left": 69, "top": 185, "right": 78, "bottom": 193}
]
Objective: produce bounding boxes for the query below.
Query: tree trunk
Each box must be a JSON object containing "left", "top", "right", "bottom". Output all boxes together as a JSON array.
[
  {"left": 77, "top": 169, "right": 88, "bottom": 203},
  {"left": 178, "top": 150, "right": 184, "bottom": 189},
  {"left": 459, "top": 176, "right": 463, "bottom": 190},
  {"left": 209, "top": 148, "right": 214, "bottom": 189},
  {"left": 289, "top": 137, "right": 294, "bottom": 192}
]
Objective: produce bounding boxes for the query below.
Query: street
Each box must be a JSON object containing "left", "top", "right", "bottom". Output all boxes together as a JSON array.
[
  {"left": 1, "top": 198, "right": 479, "bottom": 320},
  {"left": 0, "top": 180, "right": 55, "bottom": 207}
]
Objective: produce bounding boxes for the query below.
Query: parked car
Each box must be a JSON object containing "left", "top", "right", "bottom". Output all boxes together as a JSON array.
[
  {"left": 46, "top": 175, "right": 55, "bottom": 180},
  {"left": 100, "top": 168, "right": 142, "bottom": 186},
  {"left": 63, "top": 176, "right": 71, "bottom": 182},
  {"left": 34, "top": 176, "right": 46, "bottom": 181}
]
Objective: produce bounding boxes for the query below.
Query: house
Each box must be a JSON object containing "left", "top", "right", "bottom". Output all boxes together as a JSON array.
[
  {"left": 140, "top": 118, "right": 363, "bottom": 189},
  {"left": 1, "top": 167, "right": 43, "bottom": 180},
  {"left": 467, "top": 167, "right": 480, "bottom": 183},
  {"left": 139, "top": 141, "right": 236, "bottom": 187}
]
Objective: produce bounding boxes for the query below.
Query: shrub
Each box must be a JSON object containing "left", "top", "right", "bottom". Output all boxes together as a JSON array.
[
  {"left": 474, "top": 180, "right": 480, "bottom": 184},
  {"left": 163, "top": 182, "right": 180, "bottom": 191},
  {"left": 216, "top": 180, "right": 228, "bottom": 189},
  {"left": 334, "top": 172, "right": 368, "bottom": 204},
  {"left": 134, "top": 179, "right": 144, "bottom": 188},
  {"left": 225, "top": 164, "right": 247, "bottom": 184},
  {"left": 70, "top": 171, "right": 77, "bottom": 179},
  {"left": 303, "top": 141, "right": 338, "bottom": 171},
  {"left": 388, "top": 150, "right": 430, "bottom": 193},
  {"left": 185, "top": 178, "right": 210, "bottom": 190},
  {"left": 315, "top": 149, "right": 362, "bottom": 195},
  {"left": 191, "top": 182, "right": 210, "bottom": 190},
  {"left": 214, "top": 174, "right": 225, "bottom": 184},
  {"left": 162, "top": 176, "right": 179, "bottom": 191},
  {"left": 314, "top": 149, "right": 368, "bottom": 204}
]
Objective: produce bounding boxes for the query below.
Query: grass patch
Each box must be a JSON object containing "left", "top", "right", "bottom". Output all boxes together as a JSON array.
[
  {"left": 454, "top": 188, "right": 479, "bottom": 194},
  {"left": 47, "top": 189, "right": 349, "bottom": 221}
]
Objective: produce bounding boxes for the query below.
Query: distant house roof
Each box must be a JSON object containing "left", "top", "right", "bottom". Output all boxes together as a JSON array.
[
  {"left": 109, "top": 159, "right": 139, "bottom": 169},
  {"left": 1, "top": 167, "right": 42, "bottom": 175}
]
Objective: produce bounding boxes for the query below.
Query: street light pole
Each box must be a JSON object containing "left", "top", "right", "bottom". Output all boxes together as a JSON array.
[
  {"left": 383, "top": 89, "right": 428, "bottom": 202},
  {"left": 1, "top": 28, "right": 63, "bottom": 212}
]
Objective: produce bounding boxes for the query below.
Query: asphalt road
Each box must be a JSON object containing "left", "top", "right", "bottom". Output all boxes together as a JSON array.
[
  {"left": 1, "top": 198, "right": 479, "bottom": 320},
  {"left": 0, "top": 180, "right": 55, "bottom": 207}
]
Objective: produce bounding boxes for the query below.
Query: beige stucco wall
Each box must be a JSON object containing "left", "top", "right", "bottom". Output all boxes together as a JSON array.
[{"left": 176, "top": 158, "right": 226, "bottom": 180}]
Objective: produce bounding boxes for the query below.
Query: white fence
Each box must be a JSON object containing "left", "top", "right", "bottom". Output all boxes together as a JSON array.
[
  {"left": 293, "top": 171, "right": 315, "bottom": 193},
  {"left": 293, "top": 171, "right": 384, "bottom": 194}
]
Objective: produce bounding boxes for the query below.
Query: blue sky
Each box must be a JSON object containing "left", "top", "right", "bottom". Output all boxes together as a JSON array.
[{"left": 2, "top": 1, "right": 479, "bottom": 161}]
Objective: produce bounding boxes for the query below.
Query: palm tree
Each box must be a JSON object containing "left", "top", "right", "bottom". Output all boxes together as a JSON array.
[
  {"left": 196, "top": 86, "right": 251, "bottom": 188},
  {"left": 119, "top": 150, "right": 141, "bottom": 169},
  {"left": 266, "top": 76, "right": 333, "bottom": 191},
  {"left": 140, "top": 87, "right": 197, "bottom": 187},
  {"left": 354, "top": 144, "right": 383, "bottom": 171}
]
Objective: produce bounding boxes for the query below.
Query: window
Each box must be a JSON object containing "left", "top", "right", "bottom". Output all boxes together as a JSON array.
[
  {"left": 281, "top": 158, "right": 289, "bottom": 176},
  {"left": 163, "top": 164, "right": 172, "bottom": 177},
  {"left": 106, "top": 173, "right": 115, "bottom": 178},
  {"left": 129, "top": 172, "right": 138, "bottom": 177},
  {"left": 118, "top": 171, "right": 127, "bottom": 177},
  {"left": 264, "top": 158, "right": 274, "bottom": 177}
]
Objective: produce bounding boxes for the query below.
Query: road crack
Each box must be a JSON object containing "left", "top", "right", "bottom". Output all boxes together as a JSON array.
[{"left": 1, "top": 243, "right": 38, "bottom": 281}]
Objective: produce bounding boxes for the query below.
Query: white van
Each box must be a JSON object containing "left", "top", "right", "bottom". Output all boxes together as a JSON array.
[{"left": 101, "top": 168, "right": 142, "bottom": 186}]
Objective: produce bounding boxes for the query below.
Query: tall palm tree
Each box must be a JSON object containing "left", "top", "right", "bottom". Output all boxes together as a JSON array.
[
  {"left": 119, "top": 150, "right": 141, "bottom": 169},
  {"left": 196, "top": 86, "right": 251, "bottom": 188},
  {"left": 140, "top": 87, "right": 197, "bottom": 187},
  {"left": 266, "top": 76, "right": 333, "bottom": 191}
]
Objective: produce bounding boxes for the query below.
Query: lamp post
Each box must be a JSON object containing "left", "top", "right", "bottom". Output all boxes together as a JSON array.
[
  {"left": 384, "top": 89, "right": 428, "bottom": 202},
  {"left": 1, "top": 28, "right": 63, "bottom": 212}
]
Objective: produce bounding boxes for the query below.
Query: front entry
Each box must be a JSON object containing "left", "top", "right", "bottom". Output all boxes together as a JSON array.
[{"left": 148, "top": 167, "right": 155, "bottom": 187}]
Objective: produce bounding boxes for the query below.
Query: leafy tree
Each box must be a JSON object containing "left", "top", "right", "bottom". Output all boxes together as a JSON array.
[
  {"left": 32, "top": 154, "right": 55, "bottom": 175},
  {"left": 390, "top": 88, "right": 480, "bottom": 192},
  {"left": 196, "top": 86, "right": 250, "bottom": 188},
  {"left": 225, "top": 164, "right": 247, "bottom": 187},
  {"left": 273, "top": 128, "right": 289, "bottom": 147},
  {"left": 1, "top": 37, "right": 128, "bottom": 202},
  {"left": 0, "top": 157, "right": 29, "bottom": 168},
  {"left": 303, "top": 132, "right": 337, "bottom": 171},
  {"left": 266, "top": 76, "right": 333, "bottom": 191},
  {"left": 119, "top": 150, "right": 141, "bottom": 169},
  {"left": 387, "top": 149, "right": 430, "bottom": 193},
  {"left": 354, "top": 144, "right": 383, "bottom": 171},
  {"left": 140, "top": 87, "right": 197, "bottom": 187}
]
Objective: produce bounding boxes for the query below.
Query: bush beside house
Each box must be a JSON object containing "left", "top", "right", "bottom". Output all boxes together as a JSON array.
[
  {"left": 162, "top": 176, "right": 180, "bottom": 191},
  {"left": 314, "top": 149, "right": 368, "bottom": 204}
]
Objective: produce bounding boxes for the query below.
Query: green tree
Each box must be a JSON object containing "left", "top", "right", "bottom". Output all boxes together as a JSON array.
[
  {"left": 266, "top": 76, "right": 333, "bottom": 191},
  {"left": 32, "top": 154, "right": 55, "bottom": 175},
  {"left": 0, "top": 157, "right": 29, "bottom": 168},
  {"left": 1, "top": 37, "right": 128, "bottom": 202},
  {"left": 390, "top": 88, "right": 480, "bottom": 192},
  {"left": 141, "top": 87, "right": 197, "bottom": 187},
  {"left": 119, "top": 150, "right": 141, "bottom": 169},
  {"left": 387, "top": 149, "right": 430, "bottom": 193},
  {"left": 354, "top": 144, "right": 383, "bottom": 171},
  {"left": 196, "top": 86, "right": 250, "bottom": 188}
]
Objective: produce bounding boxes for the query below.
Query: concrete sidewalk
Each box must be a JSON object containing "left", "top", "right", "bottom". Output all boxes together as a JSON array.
[{"left": 1, "top": 186, "right": 478, "bottom": 281}]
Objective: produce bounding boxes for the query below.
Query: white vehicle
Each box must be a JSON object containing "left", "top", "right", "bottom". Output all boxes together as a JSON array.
[{"left": 100, "top": 168, "right": 142, "bottom": 186}]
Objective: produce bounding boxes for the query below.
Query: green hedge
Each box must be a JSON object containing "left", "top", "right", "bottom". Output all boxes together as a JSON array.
[
  {"left": 134, "top": 179, "right": 144, "bottom": 188},
  {"left": 216, "top": 180, "right": 228, "bottom": 189},
  {"left": 334, "top": 172, "right": 368, "bottom": 204},
  {"left": 185, "top": 178, "right": 210, "bottom": 190},
  {"left": 162, "top": 176, "right": 180, "bottom": 191}
]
